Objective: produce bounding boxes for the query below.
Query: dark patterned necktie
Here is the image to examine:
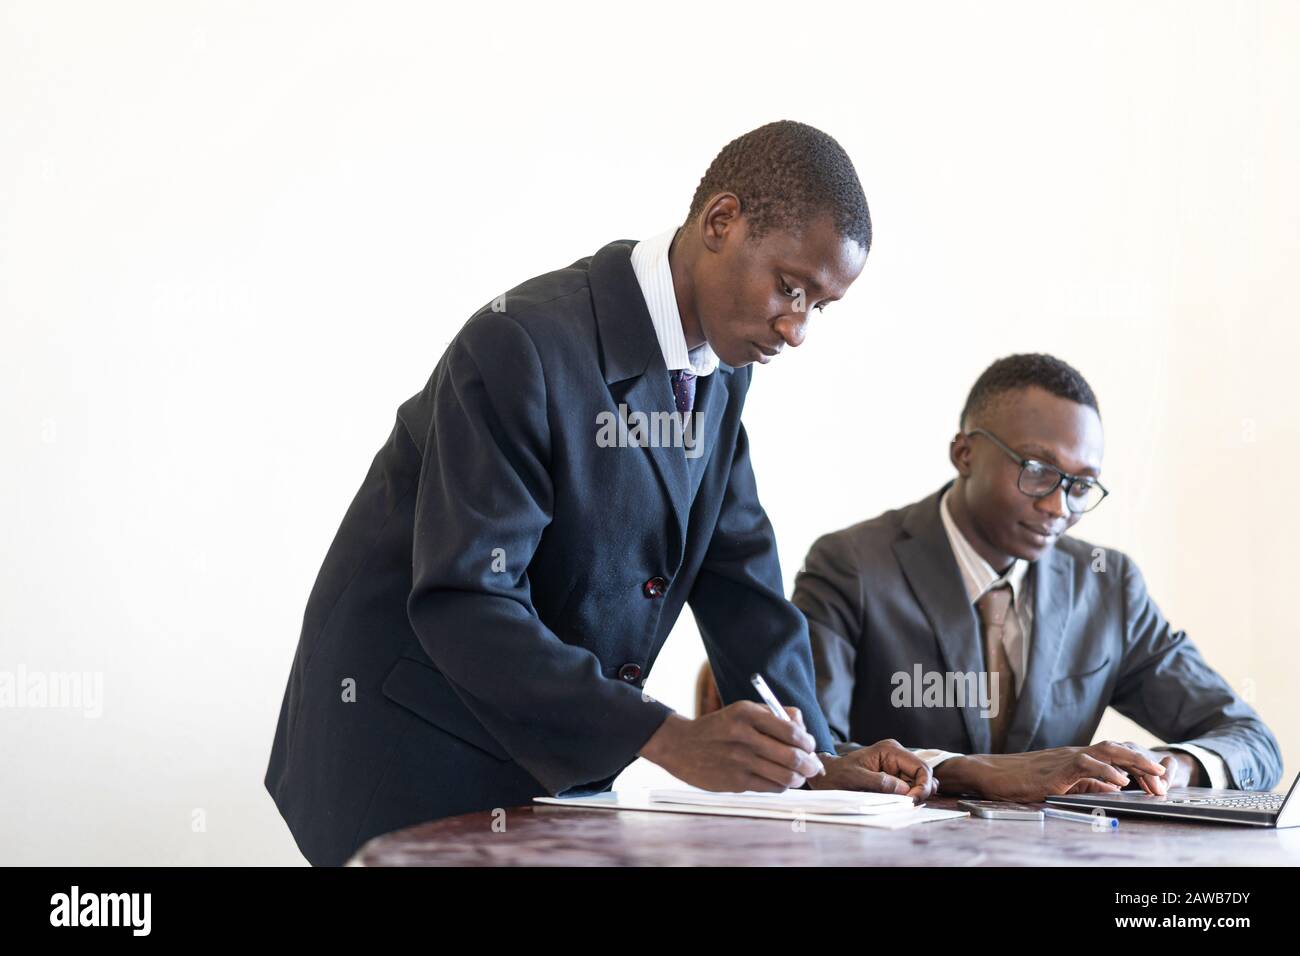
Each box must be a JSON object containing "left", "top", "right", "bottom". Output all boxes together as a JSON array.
[{"left": 669, "top": 368, "right": 697, "bottom": 414}]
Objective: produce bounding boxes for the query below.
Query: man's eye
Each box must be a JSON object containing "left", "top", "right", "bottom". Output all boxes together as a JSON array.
[
  {"left": 779, "top": 279, "right": 797, "bottom": 297},
  {"left": 1070, "top": 480, "right": 1095, "bottom": 497}
]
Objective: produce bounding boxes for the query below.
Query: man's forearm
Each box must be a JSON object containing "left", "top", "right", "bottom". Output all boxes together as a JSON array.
[
  {"left": 933, "top": 754, "right": 995, "bottom": 796},
  {"left": 637, "top": 712, "right": 686, "bottom": 765}
]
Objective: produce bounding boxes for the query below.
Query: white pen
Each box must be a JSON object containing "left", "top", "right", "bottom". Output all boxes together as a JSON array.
[
  {"left": 1043, "top": 806, "right": 1119, "bottom": 828},
  {"left": 749, "top": 673, "right": 826, "bottom": 777}
]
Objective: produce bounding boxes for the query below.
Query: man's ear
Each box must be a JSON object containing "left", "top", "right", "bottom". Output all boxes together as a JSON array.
[
  {"left": 949, "top": 431, "right": 973, "bottom": 476},
  {"left": 699, "top": 193, "right": 742, "bottom": 254}
]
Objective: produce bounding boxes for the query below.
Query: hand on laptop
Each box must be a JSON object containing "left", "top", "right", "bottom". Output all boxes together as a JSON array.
[
  {"left": 808, "top": 739, "right": 938, "bottom": 802},
  {"left": 1066, "top": 742, "right": 1194, "bottom": 796},
  {"left": 935, "top": 741, "right": 1168, "bottom": 802}
]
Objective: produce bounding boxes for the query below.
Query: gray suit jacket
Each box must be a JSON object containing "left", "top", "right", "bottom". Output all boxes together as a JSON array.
[{"left": 792, "top": 483, "right": 1282, "bottom": 791}]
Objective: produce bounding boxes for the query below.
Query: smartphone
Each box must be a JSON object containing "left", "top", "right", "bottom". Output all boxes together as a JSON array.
[{"left": 958, "top": 799, "right": 1045, "bottom": 821}]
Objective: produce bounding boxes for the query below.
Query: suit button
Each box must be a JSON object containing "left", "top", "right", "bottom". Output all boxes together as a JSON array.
[
  {"left": 642, "top": 576, "right": 668, "bottom": 598},
  {"left": 618, "top": 663, "right": 643, "bottom": 684}
]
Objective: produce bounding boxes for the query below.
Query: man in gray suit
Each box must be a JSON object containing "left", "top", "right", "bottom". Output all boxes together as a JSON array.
[{"left": 790, "top": 353, "right": 1282, "bottom": 801}]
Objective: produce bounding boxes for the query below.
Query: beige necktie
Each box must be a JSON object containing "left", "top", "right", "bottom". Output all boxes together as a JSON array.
[{"left": 975, "top": 584, "right": 1017, "bottom": 753}]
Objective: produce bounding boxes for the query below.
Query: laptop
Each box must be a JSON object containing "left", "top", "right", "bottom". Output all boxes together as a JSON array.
[{"left": 1046, "top": 770, "right": 1300, "bottom": 827}]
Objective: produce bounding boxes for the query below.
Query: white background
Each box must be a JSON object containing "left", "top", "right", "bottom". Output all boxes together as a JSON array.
[{"left": 2, "top": 0, "right": 1297, "bottom": 865}]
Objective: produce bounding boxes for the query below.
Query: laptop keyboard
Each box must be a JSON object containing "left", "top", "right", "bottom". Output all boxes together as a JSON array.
[{"left": 1170, "top": 793, "right": 1283, "bottom": 811}]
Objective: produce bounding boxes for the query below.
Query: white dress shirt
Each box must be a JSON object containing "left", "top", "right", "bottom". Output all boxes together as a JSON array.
[
  {"left": 629, "top": 226, "right": 719, "bottom": 376},
  {"left": 916, "top": 489, "right": 1228, "bottom": 790}
]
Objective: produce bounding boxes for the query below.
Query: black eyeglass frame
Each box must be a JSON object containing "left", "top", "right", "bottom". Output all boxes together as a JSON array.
[{"left": 963, "top": 427, "right": 1109, "bottom": 514}]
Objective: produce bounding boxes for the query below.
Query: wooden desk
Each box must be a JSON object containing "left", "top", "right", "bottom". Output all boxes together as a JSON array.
[{"left": 350, "top": 796, "right": 1300, "bottom": 866}]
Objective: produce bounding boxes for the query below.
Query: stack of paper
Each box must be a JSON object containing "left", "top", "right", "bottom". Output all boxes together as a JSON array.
[
  {"left": 649, "top": 788, "right": 916, "bottom": 815},
  {"left": 534, "top": 786, "right": 968, "bottom": 829}
]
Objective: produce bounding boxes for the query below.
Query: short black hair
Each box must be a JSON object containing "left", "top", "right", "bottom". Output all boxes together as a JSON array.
[
  {"left": 685, "top": 120, "right": 871, "bottom": 251},
  {"left": 960, "top": 353, "right": 1100, "bottom": 428}
]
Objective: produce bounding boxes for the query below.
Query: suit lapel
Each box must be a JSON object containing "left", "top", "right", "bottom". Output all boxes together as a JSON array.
[
  {"left": 613, "top": 371, "right": 692, "bottom": 564},
  {"left": 893, "top": 486, "right": 990, "bottom": 754},
  {"left": 685, "top": 370, "right": 726, "bottom": 500},
  {"left": 588, "top": 239, "right": 733, "bottom": 570},
  {"left": 1003, "top": 544, "right": 1073, "bottom": 752}
]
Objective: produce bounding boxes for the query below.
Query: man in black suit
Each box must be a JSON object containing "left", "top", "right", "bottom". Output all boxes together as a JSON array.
[
  {"left": 265, "top": 121, "right": 935, "bottom": 866},
  {"left": 791, "top": 354, "right": 1282, "bottom": 801}
]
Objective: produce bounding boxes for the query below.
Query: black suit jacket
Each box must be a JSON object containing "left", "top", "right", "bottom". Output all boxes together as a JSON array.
[
  {"left": 265, "top": 238, "right": 837, "bottom": 865},
  {"left": 792, "top": 484, "right": 1282, "bottom": 791}
]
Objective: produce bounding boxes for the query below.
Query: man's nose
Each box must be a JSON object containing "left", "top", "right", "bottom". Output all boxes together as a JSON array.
[
  {"left": 774, "top": 313, "right": 808, "bottom": 348},
  {"left": 1036, "top": 483, "right": 1069, "bottom": 519}
]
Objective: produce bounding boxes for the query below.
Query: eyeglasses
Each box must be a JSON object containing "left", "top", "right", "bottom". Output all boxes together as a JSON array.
[{"left": 964, "top": 427, "right": 1109, "bottom": 514}]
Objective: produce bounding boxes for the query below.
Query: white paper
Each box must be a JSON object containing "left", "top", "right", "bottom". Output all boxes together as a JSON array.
[
  {"left": 648, "top": 787, "right": 916, "bottom": 815},
  {"left": 533, "top": 790, "right": 969, "bottom": 829}
]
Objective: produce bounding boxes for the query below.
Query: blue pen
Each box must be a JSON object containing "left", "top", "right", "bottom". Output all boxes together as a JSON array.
[{"left": 1043, "top": 806, "right": 1118, "bottom": 828}]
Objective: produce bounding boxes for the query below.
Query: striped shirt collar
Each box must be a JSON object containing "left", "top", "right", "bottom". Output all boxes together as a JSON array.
[{"left": 629, "top": 226, "right": 719, "bottom": 376}]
